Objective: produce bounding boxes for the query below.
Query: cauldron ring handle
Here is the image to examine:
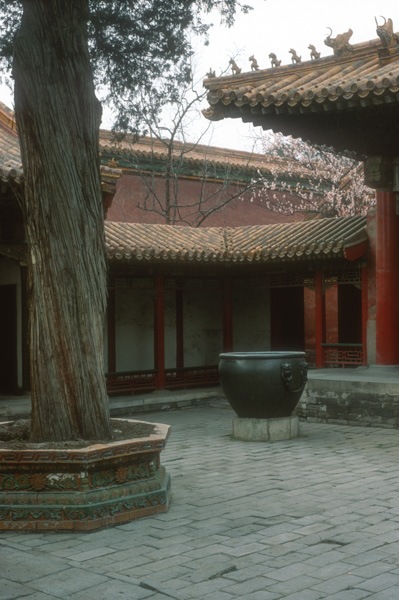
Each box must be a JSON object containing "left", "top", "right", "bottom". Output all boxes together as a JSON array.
[{"left": 281, "top": 362, "right": 308, "bottom": 393}]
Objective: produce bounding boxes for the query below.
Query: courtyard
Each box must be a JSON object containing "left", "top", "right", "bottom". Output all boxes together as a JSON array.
[{"left": 2, "top": 406, "right": 399, "bottom": 599}]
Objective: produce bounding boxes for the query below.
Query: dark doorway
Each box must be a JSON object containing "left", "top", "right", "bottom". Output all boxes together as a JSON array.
[
  {"left": 338, "top": 284, "right": 362, "bottom": 343},
  {"left": 0, "top": 284, "right": 18, "bottom": 393},
  {"left": 271, "top": 287, "right": 305, "bottom": 351}
]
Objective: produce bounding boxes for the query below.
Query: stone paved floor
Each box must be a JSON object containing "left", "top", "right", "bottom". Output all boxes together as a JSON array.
[{"left": 2, "top": 407, "right": 399, "bottom": 599}]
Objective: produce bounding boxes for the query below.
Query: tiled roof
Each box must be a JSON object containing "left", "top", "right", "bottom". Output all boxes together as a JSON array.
[
  {"left": 203, "top": 31, "right": 399, "bottom": 158},
  {"left": 0, "top": 102, "right": 298, "bottom": 187},
  {"left": 203, "top": 37, "right": 399, "bottom": 120},
  {"left": 99, "top": 130, "right": 284, "bottom": 176},
  {"left": 0, "top": 102, "right": 23, "bottom": 183},
  {"left": 0, "top": 103, "right": 121, "bottom": 190},
  {"left": 105, "top": 215, "right": 367, "bottom": 265}
]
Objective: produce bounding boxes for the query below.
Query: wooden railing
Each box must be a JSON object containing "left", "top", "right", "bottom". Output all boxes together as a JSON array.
[
  {"left": 322, "top": 343, "right": 364, "bottom": 368},
  {"left": 165, "top": 365, "right": 219, "bottom": 389},
  {"left": 106, "top": 365, "right": 219, "bottom": 395},
  {"left": 105, "top": 369, "right": 158, "bottom": 395}
]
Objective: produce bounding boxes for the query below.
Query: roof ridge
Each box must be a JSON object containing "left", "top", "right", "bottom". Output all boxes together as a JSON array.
[{"left": 205, "top": 37, "right": 385, "bottom": 87}]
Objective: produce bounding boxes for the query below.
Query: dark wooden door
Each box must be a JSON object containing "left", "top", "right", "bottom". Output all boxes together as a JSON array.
[
  {"left": 0, "top": 285, "right": 17, "bottom": 393},
  {"left": 338, "top": 284, "right": 362, "bottom": 343},
  {"left": 271, "top": 287, "right": 305, "bottom": 351}
]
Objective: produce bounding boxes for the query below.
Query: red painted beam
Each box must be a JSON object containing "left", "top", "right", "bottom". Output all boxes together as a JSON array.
[
  {"left": 361, "top": 266, "right": 368, "bottom": 366},
  {"left": 102, "top": 192, "right": 114, "bottom": 217},
  {"left": 315, "top": 269, "right": 326, "bottom": 368},
  {"left": 376, "top": 192, "right": 399, "bottom": 365},
  {"left": 343, "top": 241, "right": 367, "bottom": 262}
]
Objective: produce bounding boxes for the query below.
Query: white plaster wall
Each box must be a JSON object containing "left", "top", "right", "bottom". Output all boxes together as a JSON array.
[
  {"left": 108, "top": 278, "right": 270, "bottom": 372},
  {"left": 183, "top": 284, "right": 222, "bottom": 366},
  {"left": 0, "top": 257, "right": 23, "bottom": 387},
  {"left": 115, "top": 284, "right": 154, "bottom": 371},
  {"left": 233, "top": 284, "right": 270, "bottom": 351}
]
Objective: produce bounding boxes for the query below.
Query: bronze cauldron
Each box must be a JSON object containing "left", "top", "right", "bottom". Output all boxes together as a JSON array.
[{"left": 219, "top": 351, "right": 308, "bottom": 419}]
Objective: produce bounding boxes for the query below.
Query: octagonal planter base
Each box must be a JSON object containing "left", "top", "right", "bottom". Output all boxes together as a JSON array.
[
  {"left": 0, "top": 418, "right": 171, "bottom": 531},
  {"left": 232, "top": 416, "right": 299, "bottom": 442}
]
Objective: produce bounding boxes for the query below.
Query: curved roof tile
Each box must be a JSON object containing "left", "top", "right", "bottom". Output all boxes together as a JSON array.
[
  {"left": 0, "top": 103, "right": 121, "bottom": 189},
  {"left": 204, "top": 38, "right": 399, "bottom": 120},
  {"left": 99, "top": 130, "right": 281, "bottom": 175},
  {"left": 105, "top": 215, "right": 367, "bottom": 265},
  {"left": 0, "top": 102, "right": 23, "bottom": 183}
]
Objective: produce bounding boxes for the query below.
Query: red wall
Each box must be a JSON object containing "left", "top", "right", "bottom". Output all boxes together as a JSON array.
[{"left": 106, "top": 173, "right": 303, "bottom": 227}]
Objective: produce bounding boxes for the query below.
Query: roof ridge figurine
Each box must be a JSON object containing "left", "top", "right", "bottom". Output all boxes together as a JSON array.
[
  {"left": 308, "top": 44, "right": 321, "bottom": 60},
  {"left": 249, "top": 55, "right": 260, "bottom": 71},
  {"left": 375, "top": 16, "right": 399, "bottom": 48},
  {"left": 289, "top": 49, "right": 302, "bottom": 64},
  {"left": 229, "top": 58, "right": 241, "bottom": 74},
  {"left": 268, "top": 53, "right": 281, "bottom": 68},
  {"left": 324, "top": 28, "right": 353, "bottom": 57}
]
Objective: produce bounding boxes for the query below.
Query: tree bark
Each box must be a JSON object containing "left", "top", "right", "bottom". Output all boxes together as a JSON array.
[{"left": 13, "top": 0, "right": 111, "bottom": 442}]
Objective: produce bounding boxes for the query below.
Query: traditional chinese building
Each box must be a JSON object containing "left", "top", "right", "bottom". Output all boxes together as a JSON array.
[
  {"left": 203, "top": 19, "right": 399, "bottom": 367},
  {"left": 202, "top": 16, "right": 399, "bottom": 426},
  {"left": 100, "top": 131, "right": 308, "bottom": 227},
  {"left": 104, "top": 215, "right": 371, "bottom": 398},
  {"left": 0, "top": 85, "right": 388, "bottom": 425}
]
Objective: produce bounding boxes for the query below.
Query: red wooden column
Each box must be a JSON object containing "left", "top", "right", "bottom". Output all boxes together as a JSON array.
[
  {"left": 176, "top": 285, "right": 184, "bottom": 368},
  {"left": 315, "top": 269, "right": 326, "bottom": 368},
  {"left": 361, "top": 266, "right": 368, "bottom": 366},
  {"left": 107, "top": 276, "right": 116, "bottom": 373},
  {"left": 154, "top": 274, "right": 165, "bottom": 389},
  {"left": 223, "top": 277, "right": 233, "bottom": 352},
  {"left": 375, "top": 191, "right": 399, "bottom": 364}
]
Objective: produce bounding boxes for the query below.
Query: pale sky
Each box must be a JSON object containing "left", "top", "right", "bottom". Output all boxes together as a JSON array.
[
  {"left": 1, "top": 1, "right": 397, "bottom": 151},
  {"left": 193, "top": 0, "right": 399, "bottom": 150}
]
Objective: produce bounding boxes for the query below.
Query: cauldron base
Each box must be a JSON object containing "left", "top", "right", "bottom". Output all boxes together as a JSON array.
[{"left": 232, "top": 415, "right": 299, "bottom": 442}]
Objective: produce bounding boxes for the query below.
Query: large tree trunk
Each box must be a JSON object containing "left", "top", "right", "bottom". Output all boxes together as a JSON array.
[{"left": 13, "top": 0, "right": 111, "bottom": 442}]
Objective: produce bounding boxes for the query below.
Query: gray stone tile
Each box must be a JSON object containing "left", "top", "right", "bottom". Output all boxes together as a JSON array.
[
  {"left": 224, "top": 576, "right": 279, "bottom": 596},
  {"left": 0, "top": 552, "right": 69, "bottom": 583},
  {"left": 11, "top": 596, "right": 60, "bottom": 600},
  {"left": 222, "top": 564, "right": 272, "bottom": 582},
  {"left": 340, "top": 549, "right": 393, "bottom": 566},
  {"left": 268, "top": 574, "right": 322, "bottom": 595},
  {"left": 181, "top": 577, "right": 237, "bottom": 598},
  {"left": 350, "top": 561, "right": 393, "bottom": 579},
  {"left": 3, "top": 409, "right": 399, "bottom": 600},
  {"left": 308, "top": 561, "right": 356, "bottom": 580},
  {"left": 28, "top": 568, "right": 109, "bottom": 597},
  {"left": 311, "top": 574, "right": 368, "bottom": 595},
  {"left": 366, "top": 590, "right": 399, "bottom": 600},
  {"left": 67, "top": 579, "right": 153, "bottom": 600},
  {"left": 321, "top": 590, "right": 372, "bottom": 600},
  {"left": 235, "top": 592, "right": 280, "bottom": 600},
  {"left": 357, "top": 572, "right": 399, "bottom": 592},
  {"left": 283, "top": 592, "right": 327, "bottom": 600},
  {"left": 0, "top": 578, "right": 35, "bottom": 600},
  {"left": 267, "top": 562, "right": 314, "bottom": 582},
  {"left": 67, "top": 547, "right": 117, "bottom": 562}
]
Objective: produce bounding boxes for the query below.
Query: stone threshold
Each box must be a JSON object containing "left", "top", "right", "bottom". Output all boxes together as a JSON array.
[{"left": 0, "top": 387, "right": 229, "bottom": 421}]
